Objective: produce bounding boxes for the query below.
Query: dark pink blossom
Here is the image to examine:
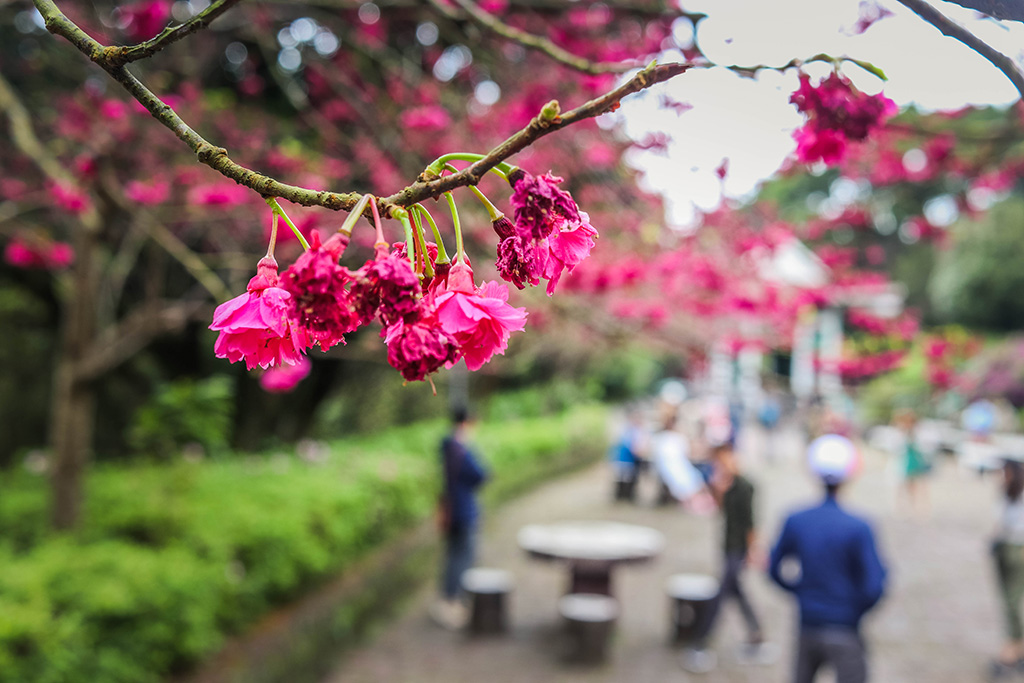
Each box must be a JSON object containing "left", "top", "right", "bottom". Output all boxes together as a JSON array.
[
  {"left": 790, "top": 73, "right": 896, "bottom": 165},
  {"left": 120, "top": 0, "right": 172, "bottom": 42},
  {"left": 496, "top": 235, "right": 545, "bottom": 290},
  {"left": 508, "top": 169, "right": 581, "bottom": 241},
  {"left": 50, "top": 182, "right": 91, "bottom": 214},
  {"left": 280, "top": 232, "right": 360, "bottom": 350},
  {"left": 351, "top": 251, "right": 422, "bottom": 325},
  {"left": 794, "top": 127, "right": 848, "bottom": 166},
  {"left": 383, "top": 307, "right": 460, "bottom": 381},
  {"left": 260, "top": 356, "right": 312, "bottom": 393},
  {"left": 433, "top": 262, "right": 528, "bottom": 370},
  {"left": 210, "top": 257, "right": 310, "bottom": 370},
  {"left": 4, "top": 238, "right": 74, "bottom": 270}
]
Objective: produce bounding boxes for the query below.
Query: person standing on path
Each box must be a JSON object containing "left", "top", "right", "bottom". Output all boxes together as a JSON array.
[
  {"left": 769, "top": 434, "right": 887, "bottom": 683},
  {"left": 681, "top": 442, "right": 771, "bottom": 673},
  {"left": 989, "top": 458, "right": 1024, "bottom": 679},
  {"left": 432, "top": 407, "right": 488, "bottom": 630}
]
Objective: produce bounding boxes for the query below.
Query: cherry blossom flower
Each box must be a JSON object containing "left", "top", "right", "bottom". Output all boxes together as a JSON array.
[
  {"left": 120, "top": 0, "right": 172, "bottom": 42},
  {"left": 4, "top": 238, "right": 74, "bottom": 270},
  {"left": 348, "top": 250, "right": 422, "bottom": 326},
  {"left": 260, "top": 356, "right": 312, "bottom": 393},
  {"left": 790, "top": 73, "right": 896, "bottom": 165},
  {"left": 383, "top": 307, "right": 460, "bottom": 381},
  {"left": 541, "top": 211, "right": 598, "bottom": 295},
  {"left": 508, "top": 169, "right": 581, "bottom": 241},
  {"left": 50, "top": 182, "right": 91, "bottom": 214},
  {"left": 280, "top": 232, "right": 360, "bottom": 350},
  {"left": 210, "top": 256, "right": 310, "bottom": 370},
  {"left": 433, "top": 261, "right": 528, "bottom": 371}
]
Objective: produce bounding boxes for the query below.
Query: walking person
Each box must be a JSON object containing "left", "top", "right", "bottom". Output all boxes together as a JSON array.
[
  {"left": 432, "top": 407, "right": 488, "bottom": 630},
  {"left": 681, "top": 442, "right": 773, "bottom": 673},
  {"left": 989, "top": 458, "right": 1024, "bottom": 679},
  {"left": 893, "top": 408, "right": 932, "bottom": 519},
  {"left": 769, "top": 434, "right": 887, "bottom": 683}
]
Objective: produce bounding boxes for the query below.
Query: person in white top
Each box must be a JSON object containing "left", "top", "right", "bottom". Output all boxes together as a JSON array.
[{"left": 651, "top": 413, "right": 711, "bottom": 511}]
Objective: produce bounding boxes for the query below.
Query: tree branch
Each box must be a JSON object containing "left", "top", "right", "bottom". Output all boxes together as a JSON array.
[
  {"left": 75, "top": 301, "right": 207, "bottom": 382},
  {"left": 897, "top": 0, "right": 1024, "bottom": 100},
  {"left": 110, "top": 0, "right": 245, "bottom": 66},
  {"left": 32, "top": 0, "right": 691, "bottom": 218},
  {"left": 435, "top": 0, "right": 637, "bottom": 75},
  {"left": 382, "top": 61, "right": 690, "bottom": 207},
  {"left": 0, "top": 69, "right": 102, "bottom": 232},
  {"left": 941, "top": 0, "right": 1024, "bottom": 22}
]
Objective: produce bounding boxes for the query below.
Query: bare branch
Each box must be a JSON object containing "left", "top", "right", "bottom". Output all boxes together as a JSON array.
[
  {"left": 941, "top": 0, "right": 1024, "bottom": 22},
  {"left": 436, "top": 0, "right": 637, "bottom": 75},
  {"left": 111, "top": 0, "right": 246, "bottom": 65},
  {"left": 897, "top": 0, "right": 1024, "bottom": 100},
  {"left": 75, "top": 301, "right": 207, "bottom": 381},
  {"left": 0, "top": 70, "right": 102, "bottom": 232}
]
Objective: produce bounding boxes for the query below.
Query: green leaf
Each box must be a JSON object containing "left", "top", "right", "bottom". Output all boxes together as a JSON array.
[{"left": 846, "top": 58, "right": 888, "bottom": 81}]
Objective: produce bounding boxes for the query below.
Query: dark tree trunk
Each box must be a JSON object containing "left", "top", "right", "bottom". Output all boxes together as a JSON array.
[{"left": 50, "top": 225, "right": 99, "bottom": 530}]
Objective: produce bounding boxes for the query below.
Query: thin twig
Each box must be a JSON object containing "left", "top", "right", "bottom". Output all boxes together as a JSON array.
[
  {"left": 110, "top": 0, "right": 246, "bottom": 66},
  {"left": 896, "top": 0, "right": 1024, "bottom": 100},
  {"left": 0, "top": 69, "right": 102, "bottom": 232},
  {"left": 438, "top": 0, "right": 637, "bottom": 75}
]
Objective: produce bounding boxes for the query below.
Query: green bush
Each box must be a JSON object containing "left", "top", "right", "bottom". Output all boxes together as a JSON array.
[
  {"left": 0, "top": 404, "right": 607, "bottom": 683},
  {"left": 128, "top": 376, "right": 234, "bottom": 458}
]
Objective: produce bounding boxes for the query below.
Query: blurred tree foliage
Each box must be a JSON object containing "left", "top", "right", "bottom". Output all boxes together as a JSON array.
[{"left": 930, "top": 198, "right": 1024, "bottom": 331}]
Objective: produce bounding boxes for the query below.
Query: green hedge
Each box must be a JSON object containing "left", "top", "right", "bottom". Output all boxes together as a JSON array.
[{"left": 0, "top": 404, "right": 608, "bottom": 683}]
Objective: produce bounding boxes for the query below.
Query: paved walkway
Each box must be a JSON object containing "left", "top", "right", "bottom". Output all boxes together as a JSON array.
[{"left": 325, "top": 426, "right": 1003, "bottom": 683}]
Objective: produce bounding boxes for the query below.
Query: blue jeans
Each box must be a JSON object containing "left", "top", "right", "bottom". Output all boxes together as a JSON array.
[{"left": 442, "top": 524, "right": 476, "bottom": 599}]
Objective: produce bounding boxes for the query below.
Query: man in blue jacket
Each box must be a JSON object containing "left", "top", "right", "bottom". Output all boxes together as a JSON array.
[
  {"left": 769, "top": 434, "right": 887, "bottom": 683},
  {"left": 433, "top": 406, "right": 488, "bottom": 630}
]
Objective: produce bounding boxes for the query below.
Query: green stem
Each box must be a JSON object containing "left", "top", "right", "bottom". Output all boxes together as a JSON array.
[
  {"left": 339, "top": 194, "right": 371, "bottom": 236},
  {"left": 413, "top": 204, "right": 450, "bottom": 264},
  {"left": 444, "top": 192, "right": 464, "bottom": 264},
  {"left": 395, "top": 209, "right": 415, "bottom": 266},
  {"left": 410, "top": 208, "right": 434, "bottom": 277},
  {"left": 266, "top": 197, "right": 310, "bottom": 250},
  {"left": 426, "top": 153, "right": 514, "bottom": 179},
  {"left": 467, "top": 184, "right": 504, "bottom": 222}
]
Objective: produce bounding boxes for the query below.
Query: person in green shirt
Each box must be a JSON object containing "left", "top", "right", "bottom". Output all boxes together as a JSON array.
[{"left": 681, "top": 441, "right": 773, "bottom": 673}]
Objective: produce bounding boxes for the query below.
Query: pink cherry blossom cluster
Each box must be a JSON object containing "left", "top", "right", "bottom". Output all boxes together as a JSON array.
[
  {"left": 4, "top": 236, "right": 75, "bottom": 270},
  {"left": 790, "top": 73, "right": 897, "bottom": 165},
  {"left": 208, "top": 178, "right": 574, "bottom": 384},
  {"left": 492, "top": 170, "right": 598, "bottom": 295}
]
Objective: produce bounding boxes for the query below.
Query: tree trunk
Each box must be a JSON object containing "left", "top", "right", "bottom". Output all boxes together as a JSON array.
[
  {"left": 50, "top": 365, "right": 95, "bottom": 529},
  {"left": 50, "top": 225, "right": 99, "bottom": 530}
]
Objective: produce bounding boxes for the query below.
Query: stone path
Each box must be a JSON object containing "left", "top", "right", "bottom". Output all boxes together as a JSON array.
[{"left": 325, "top": 425, "right": 1003, "bottom": 683}]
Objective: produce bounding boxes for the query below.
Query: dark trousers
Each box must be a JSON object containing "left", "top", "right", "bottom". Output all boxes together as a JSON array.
[
  {"left": 696, "top": 551, "right": 762, "bottom": 645},
  {"left": 794, "top": 625, "right": 866, "bottom": 683},
  {"left": 994, "top": 541, "right": 1024, "bottom": 641},
  {"left": 441, "top": 524, "right": 476, "bottom": 599}
]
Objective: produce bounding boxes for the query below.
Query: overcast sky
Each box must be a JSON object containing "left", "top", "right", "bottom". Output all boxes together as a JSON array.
[{"left": 613, "top": 0, "right": 1024, "bottom": 226}]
